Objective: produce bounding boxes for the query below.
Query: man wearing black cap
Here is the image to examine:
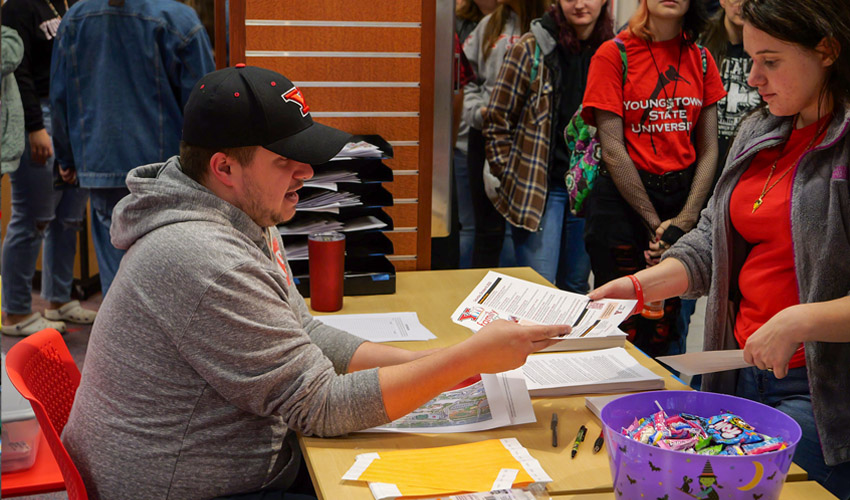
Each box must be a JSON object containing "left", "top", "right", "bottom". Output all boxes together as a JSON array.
[{"left": 62, "top": 65, "right": 567, "bottom": 500}]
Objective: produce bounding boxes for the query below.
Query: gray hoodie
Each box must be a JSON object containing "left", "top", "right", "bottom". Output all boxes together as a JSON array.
[
  {"left": 665, "top": 105, "right": 850, "bottom": 466},
  {"left": 63, "top": 157, "right": 389, "bottom": 499}
]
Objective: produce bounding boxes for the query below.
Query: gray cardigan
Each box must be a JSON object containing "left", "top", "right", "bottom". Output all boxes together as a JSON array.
[{"left": 665, "top": 104, "right": 850, "bottom": 466}]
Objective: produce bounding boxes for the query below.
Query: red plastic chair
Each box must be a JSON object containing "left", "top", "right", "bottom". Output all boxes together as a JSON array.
[{"left": 3, "top": 328, "right": 88, "bottom": 499}]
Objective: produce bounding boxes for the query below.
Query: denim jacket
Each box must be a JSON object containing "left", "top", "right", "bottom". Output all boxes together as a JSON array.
[{"left": 50, "top": 0, "right": 214, "bottom": 188}]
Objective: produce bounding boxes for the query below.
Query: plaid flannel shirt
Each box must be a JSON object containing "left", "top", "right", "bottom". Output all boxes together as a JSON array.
[{"left": 483, "top": 32, "right": 552, "bottom": 232}]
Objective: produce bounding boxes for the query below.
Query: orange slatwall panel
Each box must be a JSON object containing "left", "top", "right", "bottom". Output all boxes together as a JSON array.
[
  {"left": 384, "top": 147, "right": 419, "bottom": 171},
  {"left": 242, "top": 0, "right": 431, "bottom": 269},
  {"left": 391, "top": 260, "right": 417, "bottom": 272},
  {"left": 246, "top": 0, "right": 420, "bottom": 22},
  {"left": 245, "top": 56, "right": 419, "bottom": 83},
  {"left": 297, "top": 87, "right": 419, "bottom": 113},
  {"left": 384, "top": 204, "right": 418, "bottom": 228},
  {"left": 386, "top": 174, "right": 418, "bottom": 199},
  {"left": 312, "top": 117, "right": 419, "bottom": 142},
  {"left": 247, "top": 26, "right": 420, "bottom": 53},
  {"left": 387, "top": 231, "right": 417, "bottom": 256}
]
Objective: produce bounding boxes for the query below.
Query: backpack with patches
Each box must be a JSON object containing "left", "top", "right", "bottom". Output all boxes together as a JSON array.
[
  {"left": 563, "top": 38, "right": 627, "bottom": 216},
  {"left": 563, "top": 40, "right": 708, "bottom": 216}
]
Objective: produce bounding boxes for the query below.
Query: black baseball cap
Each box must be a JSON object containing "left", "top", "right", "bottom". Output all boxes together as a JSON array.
[{"left": 182, "top": 64, "right": 352, "bottom": 165}]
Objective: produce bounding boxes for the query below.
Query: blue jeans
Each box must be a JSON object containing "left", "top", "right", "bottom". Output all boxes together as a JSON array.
[
  {"left": 453, "top": 148, "right": 474, "bottom": 269},
  {"left": 736, "top": 366, "right": 850, "bottom": 499},
  {"left": 1, "top": 100, "right": 89, "bottom": 314},
  {"left": 510, "top": 185, "right": 591, "bottom": 293},
  {"left": 89, "top": 188, "right": 129, "bottom": 296}
]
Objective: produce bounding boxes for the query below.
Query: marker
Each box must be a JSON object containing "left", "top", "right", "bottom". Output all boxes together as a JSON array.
[
  {"left": 571, "top": 425, "right": 587, "bottom": 458},
  {"left": 550, "top": 413, "right": 558, "bottom": 447},
  {"left": 593, "top": 430, "right": 604, "bottom": 454}
]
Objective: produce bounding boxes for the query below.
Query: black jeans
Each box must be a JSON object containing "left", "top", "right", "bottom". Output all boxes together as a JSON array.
[
  {"left": 466, "top": 127, "right": 506, "bottom": 268},
  {"left": 583, "top": 173, "right": 688, "bottom": 357}
]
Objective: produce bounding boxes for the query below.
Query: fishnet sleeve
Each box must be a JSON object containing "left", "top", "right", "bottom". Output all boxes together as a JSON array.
[
  {"left": 595, "top": 109, "right": 661, "bottom": 231},
  {"left": 668, "top": 104, "right": 719, "bottom": 238}
]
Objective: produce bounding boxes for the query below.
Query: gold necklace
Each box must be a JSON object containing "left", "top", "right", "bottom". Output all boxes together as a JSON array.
[{"left": 752, "top": 115, "right": 829, "bottom": 213}]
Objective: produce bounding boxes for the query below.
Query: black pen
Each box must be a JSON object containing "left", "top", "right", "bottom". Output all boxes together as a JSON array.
[
  {"left": 550, "top": 413, "right": 558, "bottom": 447},
  {"left": 571, "top": 425, "right": 587, "bottom": 458},
  {"left": 593, "top": 430, "right": 604, "bottom": 454}
]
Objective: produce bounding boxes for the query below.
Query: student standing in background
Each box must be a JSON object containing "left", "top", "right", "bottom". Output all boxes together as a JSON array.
[
  {"left": 50, "top": 0, "right": 215, "bottom": 297},
  {"left": 484, "top": 0, "right": 613, "bottom": 293},
  {"left": 453, "top": 0, "right": 497, "bottom": 268},
  {"left": 462, "top": 0, "right": 550, "bottom": 269},
  {"left": 1, "top": 0, "right": 95, "bottom": 337},
  {"left": 581, "top": 0, "right": 725, "bottom": 356}
]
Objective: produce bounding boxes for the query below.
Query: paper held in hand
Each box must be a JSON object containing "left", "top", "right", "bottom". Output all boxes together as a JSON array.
[
  {"left": 450, "top": 271, "right": 636, "bottom": 351},
  {"left": 656, "top": 350, "right": 752, "bottom": 376}
]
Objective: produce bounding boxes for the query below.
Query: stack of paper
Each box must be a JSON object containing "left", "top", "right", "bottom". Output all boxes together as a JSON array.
[
  {"left": 332, "top": 140, "right": 384, "bottom": 159},
  {"left": 585, "top": 394, "right": 628, "bottom": 421},
  {"left": 309, "top": 168, "right": 360, "bottom": 183},
  {"left": 521, "top": 347, "right": 665, "bottom": 397},
  {"left": 360, "top": 369, "right": 535, "bottom": 433},
  {"left": 342, "top": 438, "right": 552, "bottom": 500},
  {"left": 451, "top": 271, "right": 635, "bottom": 351},
  {"left": 316, "top": 312, "right": 436, "bottom": 342},
  {"left": 296, "top": 190, "right": 361, "bottom": 212},
  {"left": 278, "top": 213, "right": 344, "bottom": 236}
]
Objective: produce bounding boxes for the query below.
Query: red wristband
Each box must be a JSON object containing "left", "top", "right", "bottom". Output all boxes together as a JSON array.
[{"left": 626, "top": 275, "right": 644, "bottom": 316}]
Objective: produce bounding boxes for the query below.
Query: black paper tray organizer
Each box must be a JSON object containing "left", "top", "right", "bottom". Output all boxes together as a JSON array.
[
  {"left": 280, "top": 134, "right": 396, "bottom": 297},
  {"left": 290, "top": 256, "right": 396, "bottom": 298}
]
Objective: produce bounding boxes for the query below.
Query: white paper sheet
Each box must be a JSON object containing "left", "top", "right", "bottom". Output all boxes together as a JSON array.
[
  {"left": 316, "top": 312, "right": 436, "bottom": 342},
  {"left": 450, "top": 271, "right": 635, "bottom": 341},
  {"left": 359, "top": 369, "right": 536, "bottom": 433},
  {"left": 521, "top": 347, "right": 665, "bottom": 396},
  {"left": 656, "top": 350, "right": 752, "bottom": 376}
]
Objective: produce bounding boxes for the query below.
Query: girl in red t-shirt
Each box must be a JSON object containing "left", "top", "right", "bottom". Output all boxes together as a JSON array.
[{"left": 581, "top": 0, "right": 725, "bottom": 356}]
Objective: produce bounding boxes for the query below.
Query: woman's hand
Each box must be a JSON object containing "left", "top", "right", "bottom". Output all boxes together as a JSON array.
[
  {"left": 644, "top": 219, "right": 674, "bottom": 265},
  {"left": 743, "top": 304, "right": 808, "bottom": 379}
]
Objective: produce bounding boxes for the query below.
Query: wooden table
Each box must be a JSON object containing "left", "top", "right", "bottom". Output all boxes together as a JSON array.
[{"left": 302, "top": 267, "right": 807, "bottom": 499}]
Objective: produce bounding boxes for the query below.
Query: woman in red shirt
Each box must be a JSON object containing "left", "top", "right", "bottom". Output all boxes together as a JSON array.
[
  {"left": 581, "top": 0, "right": 725, "bottom": 356},
  {"left": 590, "top": 0, "right": 850, "bottom": 495}
]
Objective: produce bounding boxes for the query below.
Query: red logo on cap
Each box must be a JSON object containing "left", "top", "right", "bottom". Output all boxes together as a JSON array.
[{"left": 282, "top": 87, "right": 310, "bottom": 117}]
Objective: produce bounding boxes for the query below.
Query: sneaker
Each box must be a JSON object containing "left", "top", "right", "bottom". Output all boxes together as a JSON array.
[
  {"left": 1, "top": 312, "right": 67, "bottom": 336},
  {"left": 44, "top": 300, "right": 97, "bottom": 324}
]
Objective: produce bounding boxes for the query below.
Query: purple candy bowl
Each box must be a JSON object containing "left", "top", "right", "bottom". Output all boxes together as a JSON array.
[{"left": 600, "top": 391, "right": 802, "bottom": 500}]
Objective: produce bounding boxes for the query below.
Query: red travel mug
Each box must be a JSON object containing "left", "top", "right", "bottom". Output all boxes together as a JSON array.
[{"left": 308, "top": 231, "right": 345, "bottom": 312}]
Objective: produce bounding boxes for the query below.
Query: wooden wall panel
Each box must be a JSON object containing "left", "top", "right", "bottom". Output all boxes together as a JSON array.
[
  {"left": 312, "top": 117, "right": 419, "bottom": 142},
  {"left": 238, "top": 0, "right": 433, "bottom": 270},
  {"left": 246, "top": 0, "right": 421, "bottom": 22},
  {"left": 390, "top": 259, "right": 417, "bottom": 272},
  {"left": 245, "top": 56, "right": 419, "bottom": 83},
  {"left": 386, "top": 174, "right": 418, "bottom": 199},
  {"left": 383, "top": 204, "right": 418, "bottom": 228},
  {"left": 247, "top": 26, "right": 420, "bottom": 53},
  {"left": 386, "top": 231, "right": 417, "bottom": 255},
  {"left": 384, "top": 146, "right": 419, "bottom": 171},
  {"left": 298, "top": 87, "right": 419, "bottom": 113}
]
